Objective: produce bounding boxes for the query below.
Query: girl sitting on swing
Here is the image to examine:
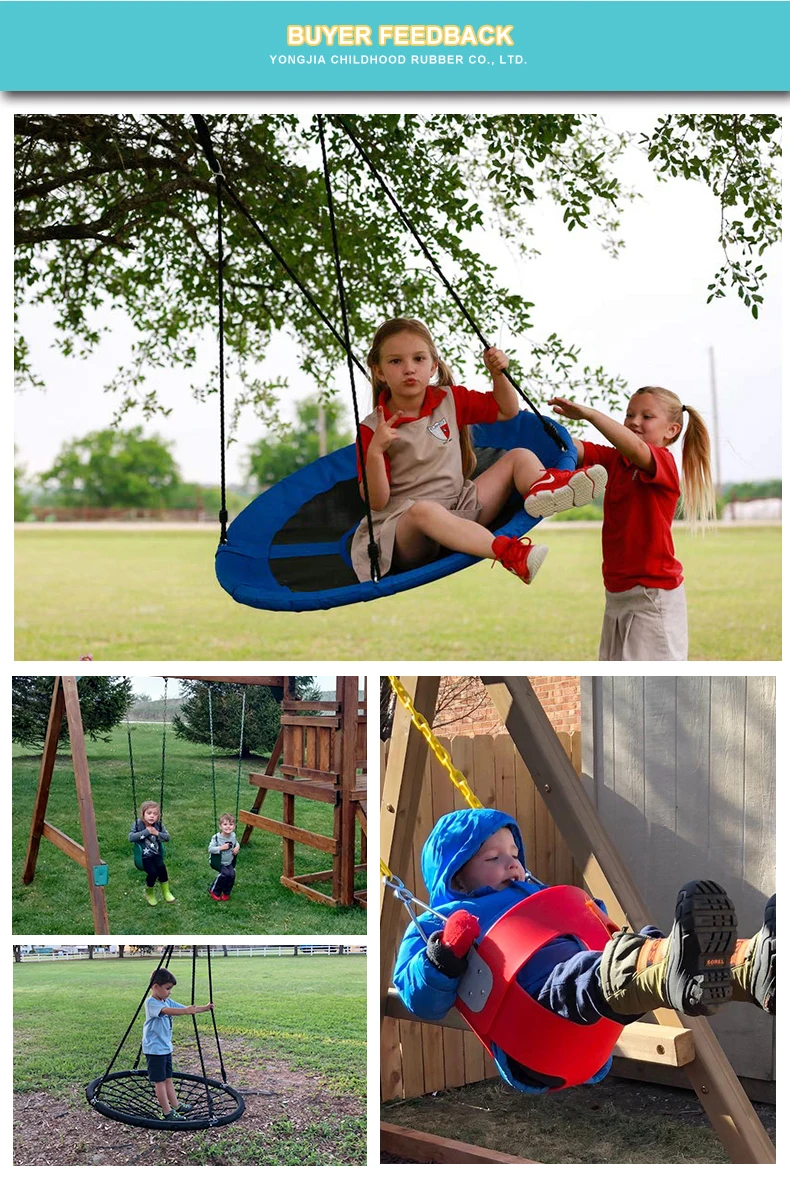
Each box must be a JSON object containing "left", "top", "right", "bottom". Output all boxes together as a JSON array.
[
  {"left": 129, "top": 801, "right": 176, "bottom": 907},
  {"left": 350, "top": 318, "right": 607, "bottom": 585}
]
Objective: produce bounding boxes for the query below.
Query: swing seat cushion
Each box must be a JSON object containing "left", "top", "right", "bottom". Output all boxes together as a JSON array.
[
  {"left": 133, "top": 842, "right": 164, "bottom": 872},
  {"left": 455, "top": 885, "right": 622, "bottom": 1090},
  {"left": 215, "top": 411, "right": 576, "bottom": 612}
]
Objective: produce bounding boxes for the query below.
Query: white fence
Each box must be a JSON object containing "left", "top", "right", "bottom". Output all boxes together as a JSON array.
[{"left": 16, "top": 944, "right": 366, "bottom": 961}]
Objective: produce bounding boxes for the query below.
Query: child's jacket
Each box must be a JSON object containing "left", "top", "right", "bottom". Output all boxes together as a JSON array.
[
  {"left": 128, "top": 819, "right": 169, "bottom": 858},
  {"left": 209, "top": 831, "right": 237, "bottom": 867},
  {"left": 393, "top": 807, "right": 611, "bottom": 1093}
]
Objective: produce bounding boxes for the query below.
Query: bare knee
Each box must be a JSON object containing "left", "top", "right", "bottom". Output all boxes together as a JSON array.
[{"left": 405, "top": 499, "right": 440, "bottom": 527}]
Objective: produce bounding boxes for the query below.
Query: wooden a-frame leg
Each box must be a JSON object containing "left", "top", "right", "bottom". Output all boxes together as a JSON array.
[
  {"left": 62, "top": 677, "right": 110, "bottom": 935},
  {"left": 240, "top": 728, "right": 283, "bottom": 846},
  {"left": 22, "top": 678, "right": 66, "bottom": 885}
]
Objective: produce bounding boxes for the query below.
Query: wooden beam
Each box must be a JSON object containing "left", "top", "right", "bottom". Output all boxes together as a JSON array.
[
  {"left": 380, "top": 678, "right": 441, "bottom": 1009},
  {"left": 238, "top": 810, "right": 337, "bottom": 855},
  {"left": 281, "top": 764, "right": 339, "bottom": 783},
  {"left": 240, "top": 728, "right": 284, "bottom": 846},
  {"left": 284, "top": 699, "right": 341, "bottom": 713},
  {"left": 248, "top": 773, "right": 339, "bottom": 804},
  {"left": 171, "top": 676, "right": 287, "bottom": 686},
  {"left": 481, "top": 676, "right": 775, "bottom": 1166},
  {"left": 282, "top": 714, "right": 340, "bottom": 729},
  {"left": 380, "top": 1123, "right": 534, "bottom": 1164},
  {"left": 384, "top": 992, "right": 695, "bottom": 1067},
  {"left": 23, "top": 678, "right": 65, "bottom": 884},
  {"left": 281, "top": 874, "right": 339, "bottom": 906},
  {"left": 338, "top": 676, "right": 360, "bottom": 906},
  {"left": 41, "top": 822, "right": 88, "bottom": 869},
  {"left": 62, "top": 677, "right": 109, "bottom": 935}
]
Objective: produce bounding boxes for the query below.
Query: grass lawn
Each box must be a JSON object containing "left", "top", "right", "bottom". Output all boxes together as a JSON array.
[
  {"left": 15, "top": 525, "right": 780, "bottom": 659},
  {"left": 13, "top": 723, "right": 367, "bottom": 935},
  {"left": 14, "top": 954, "right": 366, "bottom": 1165}
]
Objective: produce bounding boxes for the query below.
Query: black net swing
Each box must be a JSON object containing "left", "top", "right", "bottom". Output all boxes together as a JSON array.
[{"left": 86, "top": 946, "right": 245, "bottom": 1131}]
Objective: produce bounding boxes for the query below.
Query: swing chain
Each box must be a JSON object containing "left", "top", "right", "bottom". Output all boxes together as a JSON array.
[
  {"left": 381, "top": 870, "right": 447, "bottom": 944},
  {"left": 387, "top": 676, "right": 482, "bottom": 811}
]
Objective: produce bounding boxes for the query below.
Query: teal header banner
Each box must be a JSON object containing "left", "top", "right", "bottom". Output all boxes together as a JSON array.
[{"left": 2, "top": 2, "right": 789, "bottom": 91}]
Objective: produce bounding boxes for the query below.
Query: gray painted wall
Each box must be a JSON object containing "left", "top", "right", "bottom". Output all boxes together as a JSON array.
[{"left": 581, "top": 676, "right": 775, "bottom": 1082}]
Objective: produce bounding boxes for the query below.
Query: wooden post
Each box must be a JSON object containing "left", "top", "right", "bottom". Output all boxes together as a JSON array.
[
  {"left": 338, "top": 676, "right": 359, "bottom": 906},
  {"left": 22, "top": 678, "right": 66, "bottom": 884},
  {"left": 240, "top": 728, "right": 284, "bottom": 846},
  {"left": 481, "top": 675, "right": 775, "bottom": 1166},
  {"left": 380, "top": 677, "right": 440, "bottom": 1009},
  {"left": 62, "top": 677, "right": 110, "bottom": 935}
]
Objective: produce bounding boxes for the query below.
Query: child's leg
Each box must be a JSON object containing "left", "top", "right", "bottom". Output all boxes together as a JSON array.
[
  {"left": 395, "top": 501, "right": 498, "bottom": 561},
  {"left": 220, "top": 867, "right": 236, "bottom": 897},
  {"left": 474, "top": 449, "right": 546, "bottom": 525},
  {"left": 153, "top": 1079, "right": 172, "bottom": 1114},
  {"left": 164, "top": 1077, "right": 179, "bottom": 1109}
]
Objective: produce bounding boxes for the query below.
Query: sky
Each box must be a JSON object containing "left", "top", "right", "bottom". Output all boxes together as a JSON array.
[{"left": 15, "top": 105, "right": 781, "bottom": 488}]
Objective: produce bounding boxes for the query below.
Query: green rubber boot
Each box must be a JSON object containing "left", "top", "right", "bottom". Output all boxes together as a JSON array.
[
  {"left": 160, "top": 882, "right": 176, "bottom": 903},
  {"left": 145, "top": 886, "right": 158, "bottom": 907},
  {"left": 730, "top": 895, "right": 775, "bottom": 1014},
  {"left": 600, "top": 880, "right": 738, "bottom": 1017}
]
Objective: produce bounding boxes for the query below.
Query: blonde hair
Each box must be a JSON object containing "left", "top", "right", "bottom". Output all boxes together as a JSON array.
[
  {"left": 368, "top": 318, "right": 477, "bottom": 478},
  {"left": 140, "top": 801, "right": 160, "bottom": 819},
  {"left": 219, "top": 813, "right": 235, "bottom": 826},
  {"left": 632, "top": 386, "right": 716, "bottom": 528}
]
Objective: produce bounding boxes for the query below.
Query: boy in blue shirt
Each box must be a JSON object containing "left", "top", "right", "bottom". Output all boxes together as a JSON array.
[
  {"left": 394, "top": 809, "right": 775, "bottom": 1093},
  {"left": 144, "top": 967, "right": 215, "bottom": 1120}
]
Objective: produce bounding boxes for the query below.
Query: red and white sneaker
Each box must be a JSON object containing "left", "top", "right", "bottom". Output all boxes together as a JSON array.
[
  {"left": 491, "top": 535, "right": 548, "bottom": 585},
  {"left": 524, "top": 465, "right": 607, "bottom": 518}
]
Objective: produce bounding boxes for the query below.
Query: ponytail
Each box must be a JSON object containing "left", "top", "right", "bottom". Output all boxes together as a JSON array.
[{"left": 633, "top": 386, "right": 716, "bottom": 530}]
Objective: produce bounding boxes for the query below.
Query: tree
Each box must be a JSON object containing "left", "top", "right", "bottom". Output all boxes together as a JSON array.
[
  {"left": 39, "top": 427, "right": 181, "bottom": 508},
  {"left": 247, "top": 395, "right": 353, "bottom": 487},
  {"left": 14, "top": 447, "right": 31, "bottom": 520},
  {"left": 12, "top": 676, "right": 133, "bottom": 749},
  {"left": 172, "top": 678, "right": 320, "bottom": 756},
  {"left": 15, "top": 114, "right": 780, "bottom": 419}
]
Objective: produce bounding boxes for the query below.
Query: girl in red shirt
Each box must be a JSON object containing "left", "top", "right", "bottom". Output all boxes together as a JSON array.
[
  {"left": 351, "top": 317, "right": 607, "bottom": 585},
  {"left": 534, "top": 387, "right": 715, "bottom": 660}
]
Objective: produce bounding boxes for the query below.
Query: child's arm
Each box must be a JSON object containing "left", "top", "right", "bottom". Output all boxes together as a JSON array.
[
  {"left": 483, "top": 348, "right": 518, "bottom": 421},
  {"left": 158, "top": 824, "right": 170, "bottom": 842},
  {"left": 393, "top": 911, "right": 480, "bottom": 1021},
  {"left": 360, "top": 407, "right": 405, "bottom": 510},
  {"left": 549, "top": 398, "right": 655, "bottom": 473},
  {"left": 162, "top": 1003, "right": 214, "bottom": 1016},
  {"left": 208, "top": 833, "right": 222, "bottom": 852},
  {"left": 128, "top": 824, "right": 145, "bottom": 843}
]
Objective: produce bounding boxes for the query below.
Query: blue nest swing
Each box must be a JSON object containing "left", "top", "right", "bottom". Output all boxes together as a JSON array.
[{"left": 193, "top": 114, "right": 571, "bottom": 614}]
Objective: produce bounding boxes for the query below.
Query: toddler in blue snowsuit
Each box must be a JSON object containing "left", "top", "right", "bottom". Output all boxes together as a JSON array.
[{"left": 394, "top": 808, "right": 775, "bottom": 1094}]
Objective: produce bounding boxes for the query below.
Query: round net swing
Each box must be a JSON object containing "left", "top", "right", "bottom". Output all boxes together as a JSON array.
[{"left": 86, "top": 946, "right": 245, "bottom": 1132}]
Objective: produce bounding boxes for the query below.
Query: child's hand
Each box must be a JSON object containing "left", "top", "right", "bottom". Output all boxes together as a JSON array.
[
  {"left": 145, "top": 825, "right": 159, "bottom": 835},
  {"left": 370, "top": 405, "right": 405, "bottom": 454},
  {"left": 548, "top": 396, "right": 591, "bottom": 422},
  {"left": 483, "top": 347, "right": 509, "bottom": 376},
  {"left": 426, "top": 909, "right": 481, "bottom": 978},
  {"left": 233, "top": 844, "right": 240, "bottom": 855}
]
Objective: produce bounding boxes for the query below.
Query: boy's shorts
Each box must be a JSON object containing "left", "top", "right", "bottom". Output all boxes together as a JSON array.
[{"left": 145, "top": 1052, "right": 173, "bottom": 1083}]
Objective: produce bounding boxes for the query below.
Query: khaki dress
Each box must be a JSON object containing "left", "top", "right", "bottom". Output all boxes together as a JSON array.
[{"left": 350, "top": 389, "right": 482, "bottom": 581}]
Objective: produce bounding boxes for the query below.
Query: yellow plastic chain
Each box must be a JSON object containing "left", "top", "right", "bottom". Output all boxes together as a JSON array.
[{"left": 388, "top": 675, "right": 482, "bottom": 810}]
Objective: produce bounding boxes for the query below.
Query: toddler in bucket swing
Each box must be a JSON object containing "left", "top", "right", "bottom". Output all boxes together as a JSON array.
[
  {"left": 144, "top": 967, "right": 215, "bottom": 1121},
  {"left": 350, "top": 318, "right": 608, "bottom": 585},
  {"left": 394, "top": 808, "right": 775, "bottom": 1093},
  {"left": 208, "top": 813, "right": 240, "bottom": 901}
]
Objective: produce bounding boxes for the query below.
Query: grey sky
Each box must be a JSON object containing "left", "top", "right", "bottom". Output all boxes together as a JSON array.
[
  {"left": 130, "top": 676, "right": 337, "bottom": 699},
  {"left": 14, "top": 104, "right": 781, "bottom": 486}
]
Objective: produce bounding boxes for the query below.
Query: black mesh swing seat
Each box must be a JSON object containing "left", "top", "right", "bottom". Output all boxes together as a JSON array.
[
  {"left": 86, "top": 946, "right": 244, "bottom": 1133},
  {"left": 86, "top": 1070, "right": 245, "bottom": 1131}
]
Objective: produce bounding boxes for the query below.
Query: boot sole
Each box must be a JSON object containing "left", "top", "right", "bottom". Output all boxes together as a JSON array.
[
  {"left": 666, "top": 880, "right": 738, "bottom": 1016},
  {"left": 752, "top": 894, "right": 776, "bottom": 1014},
  {"left": 525, "top": 465, "right": 607, "bottom": 518}
]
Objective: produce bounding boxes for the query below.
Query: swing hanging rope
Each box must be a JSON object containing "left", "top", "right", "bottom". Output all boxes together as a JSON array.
[
  {"left": 208, "top": 683, "right": 247, "bottom": 829},
  {"left": 330, "top": 116, "right": 567, "bottom": 453}
]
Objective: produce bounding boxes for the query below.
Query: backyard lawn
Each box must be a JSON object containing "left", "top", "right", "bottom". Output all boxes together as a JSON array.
[
  {"left": 13, "top": 723, "right": 366, "bottom": 936},
  {"left": 14, "top": 524, "right": 781, "bottom": 659},
  {"left": 14, "top": 953, "right": 366, "bottom": 1166}
]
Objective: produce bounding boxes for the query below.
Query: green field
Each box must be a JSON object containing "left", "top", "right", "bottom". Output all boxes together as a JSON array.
[
  {"left": 15, "top": 525, "right": 780, "bottom": 659},
  {"left": 13, "top": 723, "right": 366, "bottom": 935},
  {"left": 14, "top": 954, "right": 366, "bottom": 1165}
]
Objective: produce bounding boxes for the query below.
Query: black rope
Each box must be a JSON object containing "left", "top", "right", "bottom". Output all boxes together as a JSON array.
[
  {"left": 206, "top": 946, "right": 228, "bottom": 1083},
  {"left": 190, "top": 114, "right": 368, "bottom": 379},
  {"left": 159, "top": 677, "right": 168, "bottom": 817},
  {"left": 127, "top": 715, "right": 138, "bottom": 823},
  {"left": 102, "top": 945, "right": 172, "bottom": 1082},
  {"left": 317, "top": 114, "right": 380, "bottom": 582},
  {"left": 216, "top": 173, "right": 229, "bottom": 544},
  {"left": 331, "top": 115, "right": 567, "bottom": 452},
  {"left": 235, "top": 689, "right": 246, "bottom": 827},
  {"left": 191, "top": 946, "right": 216, "bottom": 1119},
  {"left": 208, "top": 685, "right": 218, "bottom": 831}
]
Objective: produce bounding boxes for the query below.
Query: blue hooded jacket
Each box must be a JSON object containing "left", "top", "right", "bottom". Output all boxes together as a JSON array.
[{"left": 392, "top": 808, "right": 613, "bottom": 1093}]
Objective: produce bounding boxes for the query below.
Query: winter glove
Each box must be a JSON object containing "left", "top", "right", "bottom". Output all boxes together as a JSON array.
[{"left": 426, "top": 910, "right": 481, "bottom": 978}]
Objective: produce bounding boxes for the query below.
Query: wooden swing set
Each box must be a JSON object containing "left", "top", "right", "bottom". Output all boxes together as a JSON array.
[
  {"left": 22, "top": 675, "right": 367, "bottom": 933},
  {"left": 380, "top": 676, "right": 775, "bottom": 1165}
]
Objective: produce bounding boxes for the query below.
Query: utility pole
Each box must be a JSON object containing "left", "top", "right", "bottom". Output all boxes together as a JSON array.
[
  {"left": 317, "top": 401, "right": 327, "bottom": 457},
  {"left": 708, "top": 346, "right": 723, "bottom": 500}
]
